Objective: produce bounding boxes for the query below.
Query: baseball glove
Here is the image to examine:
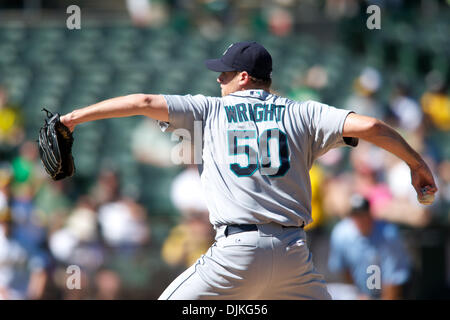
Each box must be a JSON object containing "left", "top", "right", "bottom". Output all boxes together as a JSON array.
[{"left": 38, "top": 108, "right": 75, "bottom": 180}]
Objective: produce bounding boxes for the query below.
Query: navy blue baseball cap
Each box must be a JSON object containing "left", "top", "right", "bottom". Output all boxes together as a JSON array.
[{"left": 205, "top": 41, "right": 272, "bottom": 80}]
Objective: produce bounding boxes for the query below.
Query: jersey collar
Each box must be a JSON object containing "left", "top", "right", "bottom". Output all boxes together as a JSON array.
[{"left": 229, "top": 89, "right": 270, "bottom": 100}]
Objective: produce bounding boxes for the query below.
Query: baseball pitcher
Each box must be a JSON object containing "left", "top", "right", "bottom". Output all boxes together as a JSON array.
[{"left": 59, "top": 41, "right": 437, "bottom": 299}]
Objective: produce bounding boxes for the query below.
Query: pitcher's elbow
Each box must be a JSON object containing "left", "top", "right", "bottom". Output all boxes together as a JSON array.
[{"left": 365, "top": 118, "right": 384, "bottom": 136}]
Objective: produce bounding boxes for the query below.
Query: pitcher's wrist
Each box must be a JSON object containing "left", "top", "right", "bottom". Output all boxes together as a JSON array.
[{"left": 407, "top": 158, "right": 425, "bottom": 171}]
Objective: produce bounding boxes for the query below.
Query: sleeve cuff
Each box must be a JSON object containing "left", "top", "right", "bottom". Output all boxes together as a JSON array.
[
  {"left": 343, "top": 136, "right": 359, "bottom": 147},
  {"left": 342, "top": 111, "right": 359, "bottom": 147}
]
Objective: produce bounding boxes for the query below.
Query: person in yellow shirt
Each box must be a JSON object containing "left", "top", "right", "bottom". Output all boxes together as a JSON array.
[
  {"left": 0, "top": 86, "right": 24, "bottom": 147},
  {"left": 162, "top": 212, "right": 214, "bottom": 268},
  {"left": 420, "top": 74, "right": 450, "bottom": 131},
  {"left": 305, "top": 163, "right": 325, "bottom": 231}
]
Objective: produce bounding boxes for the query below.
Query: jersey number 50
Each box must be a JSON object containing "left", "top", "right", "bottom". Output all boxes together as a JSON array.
[{"left": 228, "top": 129, "right": 290, "bottom": 177}]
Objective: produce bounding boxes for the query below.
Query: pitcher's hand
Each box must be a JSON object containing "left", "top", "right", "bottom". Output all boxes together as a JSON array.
[
  {"left": 60, "top": 113, "right": 76, "bottom": 132},
  {"left": 410, "top": 162, "right": 438, "bottom": 205}
]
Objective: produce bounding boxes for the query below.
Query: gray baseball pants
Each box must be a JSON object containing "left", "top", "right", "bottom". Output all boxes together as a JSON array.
[{"left": 158, "top": 222, "right": 331, "bottom": 300}]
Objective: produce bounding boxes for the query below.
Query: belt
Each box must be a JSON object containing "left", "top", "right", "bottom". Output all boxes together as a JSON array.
[{"left": 224, "top": 223, "right": 305, "bottom": 237}]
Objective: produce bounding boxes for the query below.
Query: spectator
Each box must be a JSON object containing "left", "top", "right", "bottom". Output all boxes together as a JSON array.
[
  {"left": 9, "top": 141, "right": 48, "bottom": 253},
  {"left": 328, "top": 194, "right": 411, "bottom": 300},
  {"left": 55, "top": 266, "right": 90, "bottom": 300},
  {"left": 0, "top": 85, "right": 24, "bottom": 148},
  {"left": 0, "top": 163, "right": 12, "bottom": 214},
  {"left": 306, "top": 164, "right": 326, "bottom": 231},
  {"left": 126, "top": 0, "right": 169, "bottom": 27},
  {"left": 0, "top": 208, "right": 49, "bottom": 299},
  {"left": 322, "top": 172, "right": 354, "bottom": 219},
  {"left": 47, "top": 195, "right": 104, "bottom": 299},
  {"left": 48, "top": 196, "right": 104, "bottom": 271},
  {"left": 93, "top": 170, "right": 150, "bottom": 249},
  {"left": 288, "top": 65, "right": 328, "bottom": 103},
  {"left": 162, "top": 165, "right": 214, "bottom": 268},
  {"left": 94, "top": 268, "right": 122, "bottom": 300},
  {"left": 267, "top": 6, "right": 293, "bottom": 37},
  {"left": 169, "top": 165, "right": 209, "bottom": 217},
  {"left": 98, "top": 197, "right": 150, "bottom": 248},
  {"left": 387, "top": 82, "right": 423, "bottom": 132},
  {"left": 305, "top": 163, "right": 333, "bottom": 277},
  {"left": 90, "top": 169, "right": 121, "bottom": 207},
  {"left": 345, "top": 67, "right": 384, "bottom": 119},
  {"left": 420, "top": 71, "right": 450, "bottom": 131},
  {"left": 161, "top": 211, "right": 214, "bottom": 269},
  {"left": 131, "top": 118, "right": 177, "bottom": 168},
  {"left": 349, "top": 140, "right": 392, "bottom": 215},
  {"left": 11, "top": 141, "right": 42, "bottom": 186},
  {"left": 33, "top": 179, "right": 72, "bottom": 233}
]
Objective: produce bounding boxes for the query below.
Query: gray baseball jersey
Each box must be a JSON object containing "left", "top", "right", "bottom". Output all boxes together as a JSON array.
[{"left": 160, "top": 89, "right": 355, "bottom": 228}]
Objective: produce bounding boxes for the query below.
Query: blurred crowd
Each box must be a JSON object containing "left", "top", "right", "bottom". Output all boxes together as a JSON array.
[
  {"left": 292, "top": 63, "right": 450, "bottom": 299},
  {"left": 0, "top": 0, "right": 449, "bottom": 300}
]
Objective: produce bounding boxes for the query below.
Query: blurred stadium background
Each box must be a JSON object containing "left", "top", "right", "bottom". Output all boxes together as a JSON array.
[{"left": 0, "top": 0, "right": 448, "bottom": 299}]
